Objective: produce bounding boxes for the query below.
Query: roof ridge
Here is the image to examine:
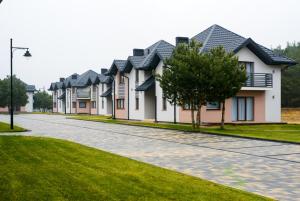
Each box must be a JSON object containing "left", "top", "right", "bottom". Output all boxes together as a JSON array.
[{"left": 200, "top": 24, "right": 216, "bottom": 52}]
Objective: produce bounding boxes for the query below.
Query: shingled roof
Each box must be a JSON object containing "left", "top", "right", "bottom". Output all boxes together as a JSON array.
[
  {"left": 123, "top": 40, "right": 175, "bottom": 73},
  {"left": 107, "top": 60, "right": 127, "bottom": 75},
  {"left": 73, "top": 70, "right": 98, "bottom": 87},
  {"left": 192, "top": 24, "right": 297, "bottom": 66}
]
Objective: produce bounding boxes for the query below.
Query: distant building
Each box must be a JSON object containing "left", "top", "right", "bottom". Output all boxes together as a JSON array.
[{"left": 0, "top": 83, "right": 36, "bottom": 113}]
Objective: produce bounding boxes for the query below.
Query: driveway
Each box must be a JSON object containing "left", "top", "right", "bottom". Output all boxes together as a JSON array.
[{"left": 0, "top": 114, "right": 299, "bottom": 201}]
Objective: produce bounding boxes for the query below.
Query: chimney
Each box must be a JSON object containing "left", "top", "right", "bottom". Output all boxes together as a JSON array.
[
  {"left": 176, "top": 37, "right": 189, "bottom": 46},
  {"left": 101, "top": 68, "right": 108, "bottom": 74},
  {"left": 71, "top": 74, "right": 77, "bottom": 79},
  {"left": 59, "top": 78, "right": 65, "bottom": 82},
  {"left": 133, "top": 49, "right": 144, "bottom": 56}
]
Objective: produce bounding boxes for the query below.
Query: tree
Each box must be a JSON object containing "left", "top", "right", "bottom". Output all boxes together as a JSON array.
[
  {"left": 157, "top": 40, "right": 210, "bottom": 128},
  {"left": 0, "top": 75, "right": 28, "bottom": 110},
  {"left": 273, "top": 42, "right": 300, "bottom": 107},
  {"left": 207, "top": 47, "right": 247, "bottom": 129},
  {"left": 33, "top": 90, "right": 52, "bottom": 111}
]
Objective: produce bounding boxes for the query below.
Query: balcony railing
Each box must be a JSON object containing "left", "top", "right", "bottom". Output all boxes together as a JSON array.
[{"left": 244, "top": 73, "right": 273, "bottom": 88}]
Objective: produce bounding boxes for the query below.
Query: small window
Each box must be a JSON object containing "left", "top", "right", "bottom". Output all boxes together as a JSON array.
[
  {"left": 91, "top": 101, "right": 96, "bottom": 108},
  {"left": 53, "top": 102, "right": 57, "bottom": 108},
  {"left": 206, "top": 102, "right": 220, "bottom": 110},
  {"left": 135, "top": 98, "right": 139, "bottom": 110},
  {"left": 59, "top": 101, "right": 61, "bottom": 108},
  {"left": 102, "top": 84, "right": 104, "bottom": 92},
  {"left": 72, "top": 102, "right": 76, "bottom": 108},
  {"left": 119, "top": 74, "right": 125, "bottom": 84},
  {"left": 102, "top": 98, "right": 104, "bottom": 109},
  {"left": 135, "top": 70, "right": 139, "bottom": 83},
  {"left": 162, "top": 97, "right": 167, "bottom": 111},
  {"left": 117, "top": 99, "right": 124, "bottom": 109},
  {"left": 182, "top": 102, "right": 199, "bottom": 110},
  {"left": 79, "top": 101, "right": 86, "bottom": 108},
  {"left": 72, "top": 88, "right": 76, "bottom": 93}
]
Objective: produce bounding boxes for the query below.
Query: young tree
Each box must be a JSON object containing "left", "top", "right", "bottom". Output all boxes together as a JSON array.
[
  {"left": 33, "top": 90, "right": 52, "bottom": 111},
  {"left": 157, "top": 40, "right": 210, "bottom": 128},
  {"left": 207, "top": 47, "right": 247, "bottom": 129},
  {"left": 0, "top": 75, "right": 28, "bottom": 110}
]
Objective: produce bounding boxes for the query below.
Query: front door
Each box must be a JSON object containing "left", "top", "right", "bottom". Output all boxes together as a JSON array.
[{"left": 232, "top": 97, "right": 254, "bottom": 121}]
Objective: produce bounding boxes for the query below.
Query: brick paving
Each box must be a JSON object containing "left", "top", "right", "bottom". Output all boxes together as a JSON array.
[{"left": 0, "top": 114, "right": 299, "bottom": 201}]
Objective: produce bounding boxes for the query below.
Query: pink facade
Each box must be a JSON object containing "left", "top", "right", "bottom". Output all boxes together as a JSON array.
[
  {"left": 76, "top": 100, "right": 91, "bottom": 114},
  {"left": 179, "top": 90, "right": 265, "bottom": 123},
  {"left": 115, "top": 71, "right": 128, "bottom": 119},
  {"left": 0, "top": 107, "right": 9, "bottom": 113}
]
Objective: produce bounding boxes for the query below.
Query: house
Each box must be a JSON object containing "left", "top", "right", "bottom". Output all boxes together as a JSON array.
[
  {"left": 107, "top": 24, "right": 296, "bottom": 123},
  {"left": 0, "top": 83, "right": 36, "bottom": 113},
  {"left": 49, "top": 24, "right": 296, "bottom": 123},
  {"left": 49, "top": 69, "right": 112, "bottom": 115}
]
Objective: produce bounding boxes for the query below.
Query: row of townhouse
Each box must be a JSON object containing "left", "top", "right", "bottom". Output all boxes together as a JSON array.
[
  {"left": 49, "top": 69, "right": 112, "bottom": 116},
  {"left": 49, "top": 24, "right": 297, "bottom": 123}
]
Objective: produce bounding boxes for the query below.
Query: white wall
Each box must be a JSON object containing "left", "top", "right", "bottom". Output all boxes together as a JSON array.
[
  {"left": 98, "top": 83, "right": 112, "bottom": 115},
  {"left": 25, "top": 92, "right": 33, "bottom": 112},
  {"left": 155, "top": 61, "right": 180, "bottom": 122},
  {"left": 57, "top": 89, "right": 65, "bottom": 113},
  {"left": 235, "top": 47, "right": 282, "bottom": 122},
  {"left": 65, "top": 88, "right": 72, "bottom": 114},
  {"left": 128, "top": 69, "right": 145, "bottom": 120}
]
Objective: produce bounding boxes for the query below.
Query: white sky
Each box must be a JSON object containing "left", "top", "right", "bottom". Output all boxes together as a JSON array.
[{"left": 0, "top": 0, "right": 299, "bottom": 90}]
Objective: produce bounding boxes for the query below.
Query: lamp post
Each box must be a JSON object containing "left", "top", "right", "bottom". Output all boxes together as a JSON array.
[{"left": 10, "top": 38, "right": 32, "bottom": 129}]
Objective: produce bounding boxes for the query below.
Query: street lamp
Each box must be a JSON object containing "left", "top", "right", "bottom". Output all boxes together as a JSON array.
[{"left": 10, "top": 38, "right": 32, "bottom": 129}]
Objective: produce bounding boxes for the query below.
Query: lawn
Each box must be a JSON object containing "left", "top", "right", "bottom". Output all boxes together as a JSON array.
[
  {"left": 0, "top": 121, "right": 26, "bottom": 132},
  {"left": 0, "top": 136, "right": 271, "bottom": 201},
  {"left": 69, "top": 115, "right": 300, "bottom": 143}
]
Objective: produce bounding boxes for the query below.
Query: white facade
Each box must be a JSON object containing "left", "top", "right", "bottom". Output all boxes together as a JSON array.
[
  {"left": 98, "top": 83, "right": 112, "bottom": 115},
  {"left": 24, "top": 92, "right": 34, "bottom": 112},
  {"left": 236, "top": 47, "right": 282, "bottom": 122}
]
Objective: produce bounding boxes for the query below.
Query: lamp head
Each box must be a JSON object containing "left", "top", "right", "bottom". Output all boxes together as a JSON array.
[{"left": 23, "top": 50, "right": 32, "bottom": 57}]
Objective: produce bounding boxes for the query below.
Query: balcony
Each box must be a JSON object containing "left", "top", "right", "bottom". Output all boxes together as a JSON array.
[{"left": 243, "top": 73, "right": 272, "bottom": 88}]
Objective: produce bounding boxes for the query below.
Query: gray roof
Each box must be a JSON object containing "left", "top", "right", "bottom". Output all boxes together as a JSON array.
[
  {"left": 100, "top": 87, "right": 112, "bottom": 97},
  {"left": 135, "top": 76, "right": 155, "bottom": 91},
  {"left": 192, "top": 24, "right": 296, "bottom": 66},
  {"left": 64, "top": 73, "right": 79, "bottom": 87},
  {"left": 25, "top": 84, "right": 36, "bottom": 92},
  {"left": 108, "top": 60, "right": 127, "bottom": 75},
  {"left": 73, "top": 70, "right": 98, "bottom": 87},
  {"left": 124, "top": 40, "right": 175, "bottom": 72}
]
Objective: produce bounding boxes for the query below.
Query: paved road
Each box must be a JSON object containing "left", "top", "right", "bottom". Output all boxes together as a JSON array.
[{"left": 0, "top": 114, "right": 299, "bottom": 201}]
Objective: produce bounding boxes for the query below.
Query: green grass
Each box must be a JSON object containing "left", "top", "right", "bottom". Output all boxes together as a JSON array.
[
  {"left": 0, "top": 121, "right": 26, "bottom": 132},
  {"left": 69, "top": 115, "right": 300, "bottom": 143},
  {"left": 0, "top": 136, "right": 272, "bottom": 201}
]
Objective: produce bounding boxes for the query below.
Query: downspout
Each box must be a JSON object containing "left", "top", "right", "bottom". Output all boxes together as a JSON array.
[
  {"left": 64, "top": 89, "right": 66, "bottom": 114},
  {"left": 70, "top": 88, "right": 72, "bottom": 114},
  {"left": 123, "top": 74, "right": 130, "bottom": 120},
  {"left": 113, "top": 78, "right": 116, "bottom": 119},
  {"left": 174, "top": 98, "right": 177, "bottom": 124}
]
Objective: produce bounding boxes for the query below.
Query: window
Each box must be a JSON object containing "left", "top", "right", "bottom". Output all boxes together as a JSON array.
[
  {"left": 206, "top": 102, "right": 220, "bottom": 110},
  {"left": 135, "top": 70, "right": 139, "bottom": 83},
  {"left": 72, "top": 88, "right": 76, "bottom": 93},
  {"left": 72, "top": 102, "right": 76, "bottom": 108},
  {"left": 135, "top": 98, "right": 139, "bottom": 110},
  {"left": 117, "top": 99, "right": 125, "bottom": 109},
  {"left": 239, "top": 62, "right": 254, "bottom": 74},
  {"left": 102, "top": 84, "right": 104, "bottom": 92},
  {"left": 53, "top": 102, "right": 57, "bottom": 108},
  {"left": 59, "top": 101, "right": 61, "bottom": 108},
  {"left": 232, "top": 97, "right": 254, "bottom": 121},
  {"left": 91, "top": 101, "right": 96, "bottom": 108},
  {"left": 182, "top": 102, "right": 198, "bottom": 110},
  {"left": 162, "top": 97, "right": 167, "bottom": 111},
  {"left": 79, "top": 101, "right": 86, "bottom": 108},
  {"left": 102, "top": 98, "right": 104, "bottom": 109},
  {"left": 119, "top": 74, "right": 125, "bottom": 84},
  {"left": 93, "top": 86, "right": 97, "bottom": 93}
]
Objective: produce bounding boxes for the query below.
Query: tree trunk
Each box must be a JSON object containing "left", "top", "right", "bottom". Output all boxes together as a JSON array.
[
  {"left": 191, "top": 102, "right": 195, "bottom": 129},
  {"left": 196, "top": 104, "right": 201, "bottom": 129},
  {"left": 221, "top": 100, "right": 225, "bottom": 129}
]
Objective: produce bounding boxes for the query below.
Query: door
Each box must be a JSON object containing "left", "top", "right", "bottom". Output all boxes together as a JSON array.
[{"left": 232, "top": 97, "right": 254, "bottom": 121}]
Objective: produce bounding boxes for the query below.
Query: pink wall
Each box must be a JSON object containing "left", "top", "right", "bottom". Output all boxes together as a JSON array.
[
  {"left": 91, "top": 108, "right": 97, "bottom": 115},
  {"left": 115, "top": 72, "right": 128, "bottom": 119},
  {"left": 0, "top": 107, "right": 9, "bottom": 113},
  {"left": 179, "top": 90, "right": 265, "bottom": 123},
  {"left": 76, "top": 100, "right": 91, "bottom": 114}
]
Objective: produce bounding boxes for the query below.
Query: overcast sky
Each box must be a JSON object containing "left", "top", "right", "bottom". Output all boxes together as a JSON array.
[{"left": 0, "top": 0, "right": 299, "bottom": 90}]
